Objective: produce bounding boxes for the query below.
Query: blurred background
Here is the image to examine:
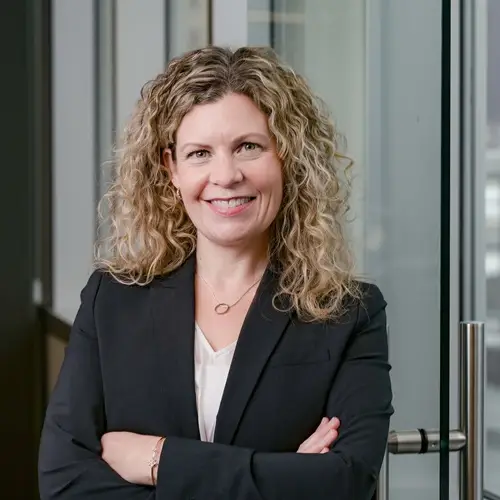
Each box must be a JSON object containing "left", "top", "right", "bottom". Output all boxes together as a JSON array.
[{"left": 1, "top": 0, "right": 499, "bottom": 499}]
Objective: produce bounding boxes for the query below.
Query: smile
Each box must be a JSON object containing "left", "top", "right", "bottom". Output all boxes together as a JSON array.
[
  {"left": 205, "top": 196, "right": 256, "bottom": 216},
  {"left": 209, "top": 197, "right": 255, "bottom": 208}
]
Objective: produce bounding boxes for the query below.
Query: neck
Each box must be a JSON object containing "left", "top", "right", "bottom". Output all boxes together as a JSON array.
[{"left": 195, "top": 235, "right": 269, "bottom": 290}]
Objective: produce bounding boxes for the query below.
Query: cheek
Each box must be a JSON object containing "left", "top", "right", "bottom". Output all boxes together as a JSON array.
[
  {"left": 177, "top": 171, "right": 206, "bottom": 199},
  {"left": 252, "top": 160, "right": 283, "bottom": 194},
  {"left": 260, "top": 170, "right": 283, "bottom": 217},
  {"left": 268, "top": 168, "right": 284, "bottom": 201}
]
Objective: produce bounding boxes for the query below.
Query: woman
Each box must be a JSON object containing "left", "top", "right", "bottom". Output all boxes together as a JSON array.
[{"left": 39, "top": 46, "right": 393, "bottom": 499}]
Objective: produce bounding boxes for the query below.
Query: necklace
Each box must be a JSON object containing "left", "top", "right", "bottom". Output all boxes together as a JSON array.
[{"left": 197, "top": 272, "right": 263, "bottom": 315}]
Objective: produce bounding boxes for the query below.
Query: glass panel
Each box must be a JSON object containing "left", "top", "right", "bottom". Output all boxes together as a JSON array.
[
  {"left": 247, "top": 1, "right": 448, "bottom": 499},
  {"left": 485, "top": 0, "right": 500, "bottom": 495},
  {"left": 96, "top": 0, "right": 167, "bottom": 258},
  {"left": 51, "top": 0, "right": 97, "bottom": 322},
  {"left": 167, "top": 0, "right": 210, "bottom": 59}
]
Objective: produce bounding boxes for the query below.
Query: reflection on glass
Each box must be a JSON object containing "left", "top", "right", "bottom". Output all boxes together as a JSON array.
[
  {"left": 248, "top": 0, "right": 305, "bottom": 73},
  {"left": 485, "top": 0, "right": 500, "bottom": 495},
  {"left": 167, "top": 0, "right": 210, "bottom": 59}
]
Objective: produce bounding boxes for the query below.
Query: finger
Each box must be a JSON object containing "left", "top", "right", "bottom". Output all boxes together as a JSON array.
[
  {"left": 307, "top": 428, "right": 337, "bottom": 453},
  {"left": 299, "top": 428, "right": 337, "bottom": 454},
  {"left": 298, "top": 418, "right": 340, "bottom": 453},
  {"left": 297, "top": 431, "right": 324, "bottom": 453},
  {"left": 303, "top": 425, "right": 336, "bottom": 453},
  {"left": 321, "top": 428, "right": 338, "bottom": 447},
  {"left": 316, "top": 420, "right": 338, "bottom": 441},
  {"left": 328, "top": 417, "right": 340, "bottom": 429},
  {"left": 300, "top": 418, "right": 330, "bottom": 449},
  {"left": 316, "top": 417, "right": 329, "bottom": 430}
]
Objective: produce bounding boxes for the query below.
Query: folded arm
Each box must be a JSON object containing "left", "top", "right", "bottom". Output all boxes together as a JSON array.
[
  {"left": 156, "top": 286, "right": 393, "bottom": 500},
  {"left": 38, "top": 271, "right": 156, "bottom": 500},
  {"left": 39, "top": 274, "right": 392, "bottom": 500}
]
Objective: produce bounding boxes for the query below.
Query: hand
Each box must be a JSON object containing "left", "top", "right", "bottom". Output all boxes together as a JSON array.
[
  {"left": 296, "top": 417, "right": 340, "bottom": 454},
  {"left": 101, "top": 431, "right": 164, "bottom": 485}
]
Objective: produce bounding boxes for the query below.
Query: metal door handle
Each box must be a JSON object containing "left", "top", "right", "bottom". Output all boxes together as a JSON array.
[
  {"left": 459, "top": 321, "right": 484, "bottom": 500},
  {"left": 388, "top": 428, "right": 466, "bottom": 454},
  {"left": 377, "top": 322, "right": 484, "bottom": 500}
]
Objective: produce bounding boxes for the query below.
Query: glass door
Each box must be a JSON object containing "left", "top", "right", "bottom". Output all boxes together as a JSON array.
[
  {"left": 462, "top": 0, "right": 500, "bottom": 498},
  {"left": 248, "top": 0, "right": 453, "bottom": 498},
  {"left": 92, "top": 1, "right": 498, "bottom": 494},
  {"left": 212, "top": 0, "right": 491, "bottom": 498}
]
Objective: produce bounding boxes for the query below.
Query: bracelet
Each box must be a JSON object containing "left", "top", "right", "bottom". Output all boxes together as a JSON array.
[{"left": 148, "top": 437, "right": 166, "bottom": 486}]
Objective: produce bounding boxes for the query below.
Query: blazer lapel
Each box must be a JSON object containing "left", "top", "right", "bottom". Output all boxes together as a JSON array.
[
  {"left": 150, "top": 254, "right": 200, "bottom": 440},
  {"left": 214, "top": 268, "right": 290, "bottom": 445}
]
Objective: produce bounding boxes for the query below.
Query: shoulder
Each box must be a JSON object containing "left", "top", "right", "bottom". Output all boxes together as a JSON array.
[
  {"left": 79, "top": 268, "right": 150, "bottom": 308},
  {"left": 79, "top": 269, "right": 104, "bottom": 304},
  {"left": 356, "top": 281, "right": 387, "bottom": 319},
  {"left": 330, "top": 280, "right": 387, "bottom": 332},
  {"left": 80, "top": 268, "right": 119, "bottom": 295},
  {"left": 350, "top": 281, "right": 388, "bottom": 336},
  {"left": 77, "top": 269, "right": 154, "bottom": 335}
]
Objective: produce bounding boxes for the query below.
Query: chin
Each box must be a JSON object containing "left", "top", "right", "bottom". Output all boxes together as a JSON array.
[
  {"left": 203, "top": 228, "right": 266, "bottom": 248},
  {"left": 210, "top": 234, "right": 254, "bottom": 248}
]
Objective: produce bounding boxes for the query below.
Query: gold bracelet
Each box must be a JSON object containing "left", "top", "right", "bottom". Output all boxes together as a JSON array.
[{"left": 148, "top": 437, "right": 166, "bottom": 486}]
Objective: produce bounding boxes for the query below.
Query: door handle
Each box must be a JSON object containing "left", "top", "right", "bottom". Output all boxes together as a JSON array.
[
  {"left": 459, "top": 321, "right": 484, "bottom": 500},
  {"left": 388, "top": 428, "right": 466, "bottom": 454},
  {"left": 376, "top": 322, "right": 484, "bottom": 500}
]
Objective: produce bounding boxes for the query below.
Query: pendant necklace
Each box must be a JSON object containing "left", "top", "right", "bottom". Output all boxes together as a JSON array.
[{"left": 197, "top": 273, "right": 263, "bottom": 315}]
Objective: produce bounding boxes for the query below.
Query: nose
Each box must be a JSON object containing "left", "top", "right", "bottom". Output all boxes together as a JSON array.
[{"left": 209, "top": 153, "right": 243, "bottom": 187}]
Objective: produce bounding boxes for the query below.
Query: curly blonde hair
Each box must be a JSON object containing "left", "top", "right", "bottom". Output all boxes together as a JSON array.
[{"left": 95, "top": 45, "right": 361, "bottom": 322}]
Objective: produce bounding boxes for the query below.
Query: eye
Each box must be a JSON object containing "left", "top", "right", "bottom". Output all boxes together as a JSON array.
[
  {"left": 186, "top": 149, "right": 210, "bottom": 160},
  {"left": 238, "top": 142, "right": 262, "bottom": 155}
]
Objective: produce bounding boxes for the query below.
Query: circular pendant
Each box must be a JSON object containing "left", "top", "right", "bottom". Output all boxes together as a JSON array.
[{"left": 215, "top": 303, "right": 230, "bottom": 315}]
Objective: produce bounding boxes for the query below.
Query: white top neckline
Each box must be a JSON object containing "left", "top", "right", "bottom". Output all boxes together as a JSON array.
[
  {"left": 194, "top": 323, "right": 237, "bottom": 442},
  {"left": 195, "top": 323, "right": 237, "bottom": 356}
]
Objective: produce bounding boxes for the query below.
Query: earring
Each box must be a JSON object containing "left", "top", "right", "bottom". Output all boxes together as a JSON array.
[{"left": 176, "top": 188, "right": 181, "bottom": 199}]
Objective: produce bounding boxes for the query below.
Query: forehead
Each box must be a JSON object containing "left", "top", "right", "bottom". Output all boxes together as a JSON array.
[{"left": 176, "top": 93, "right": 270, "bottom": 144}]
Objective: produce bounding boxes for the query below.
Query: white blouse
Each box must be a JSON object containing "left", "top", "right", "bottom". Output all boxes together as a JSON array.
[{"left": 194, "top": 323, "right": 237, "bottom": 442}]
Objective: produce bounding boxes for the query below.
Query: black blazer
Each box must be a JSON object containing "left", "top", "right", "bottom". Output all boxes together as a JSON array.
[{"left": 39, "top": 256, "right": 393, "bottom": 500}]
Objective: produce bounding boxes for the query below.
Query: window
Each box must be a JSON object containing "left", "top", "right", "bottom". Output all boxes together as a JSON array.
[{"left": 51, "top": 0, "right": 169, "bottom": 322}]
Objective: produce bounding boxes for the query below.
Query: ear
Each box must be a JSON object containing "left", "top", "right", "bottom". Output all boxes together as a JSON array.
[{"left": 162, "top": 147, "right": 180, "bottom": 189}]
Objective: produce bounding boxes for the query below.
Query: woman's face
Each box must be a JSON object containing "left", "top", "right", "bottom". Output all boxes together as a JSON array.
[{"left": 167, "top": 92, "right": 283, "bottom": 249}]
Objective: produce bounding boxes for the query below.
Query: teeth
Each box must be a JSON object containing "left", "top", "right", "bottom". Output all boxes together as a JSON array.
[{"left": 211, "top": 197, "right": 252, "bottom": 208}]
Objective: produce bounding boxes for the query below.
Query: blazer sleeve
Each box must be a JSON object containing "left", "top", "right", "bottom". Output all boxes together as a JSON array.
[
  {"left": 155, "top": 283, "right": 393, "bottom": 500},
  {"left": 38, "top": 271, "right": 156, "bottom": 500}
]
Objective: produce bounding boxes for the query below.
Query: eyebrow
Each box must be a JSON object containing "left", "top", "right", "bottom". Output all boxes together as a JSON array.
[{"left": 179, "top": 133, "right": 270, "bottom": 153}]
